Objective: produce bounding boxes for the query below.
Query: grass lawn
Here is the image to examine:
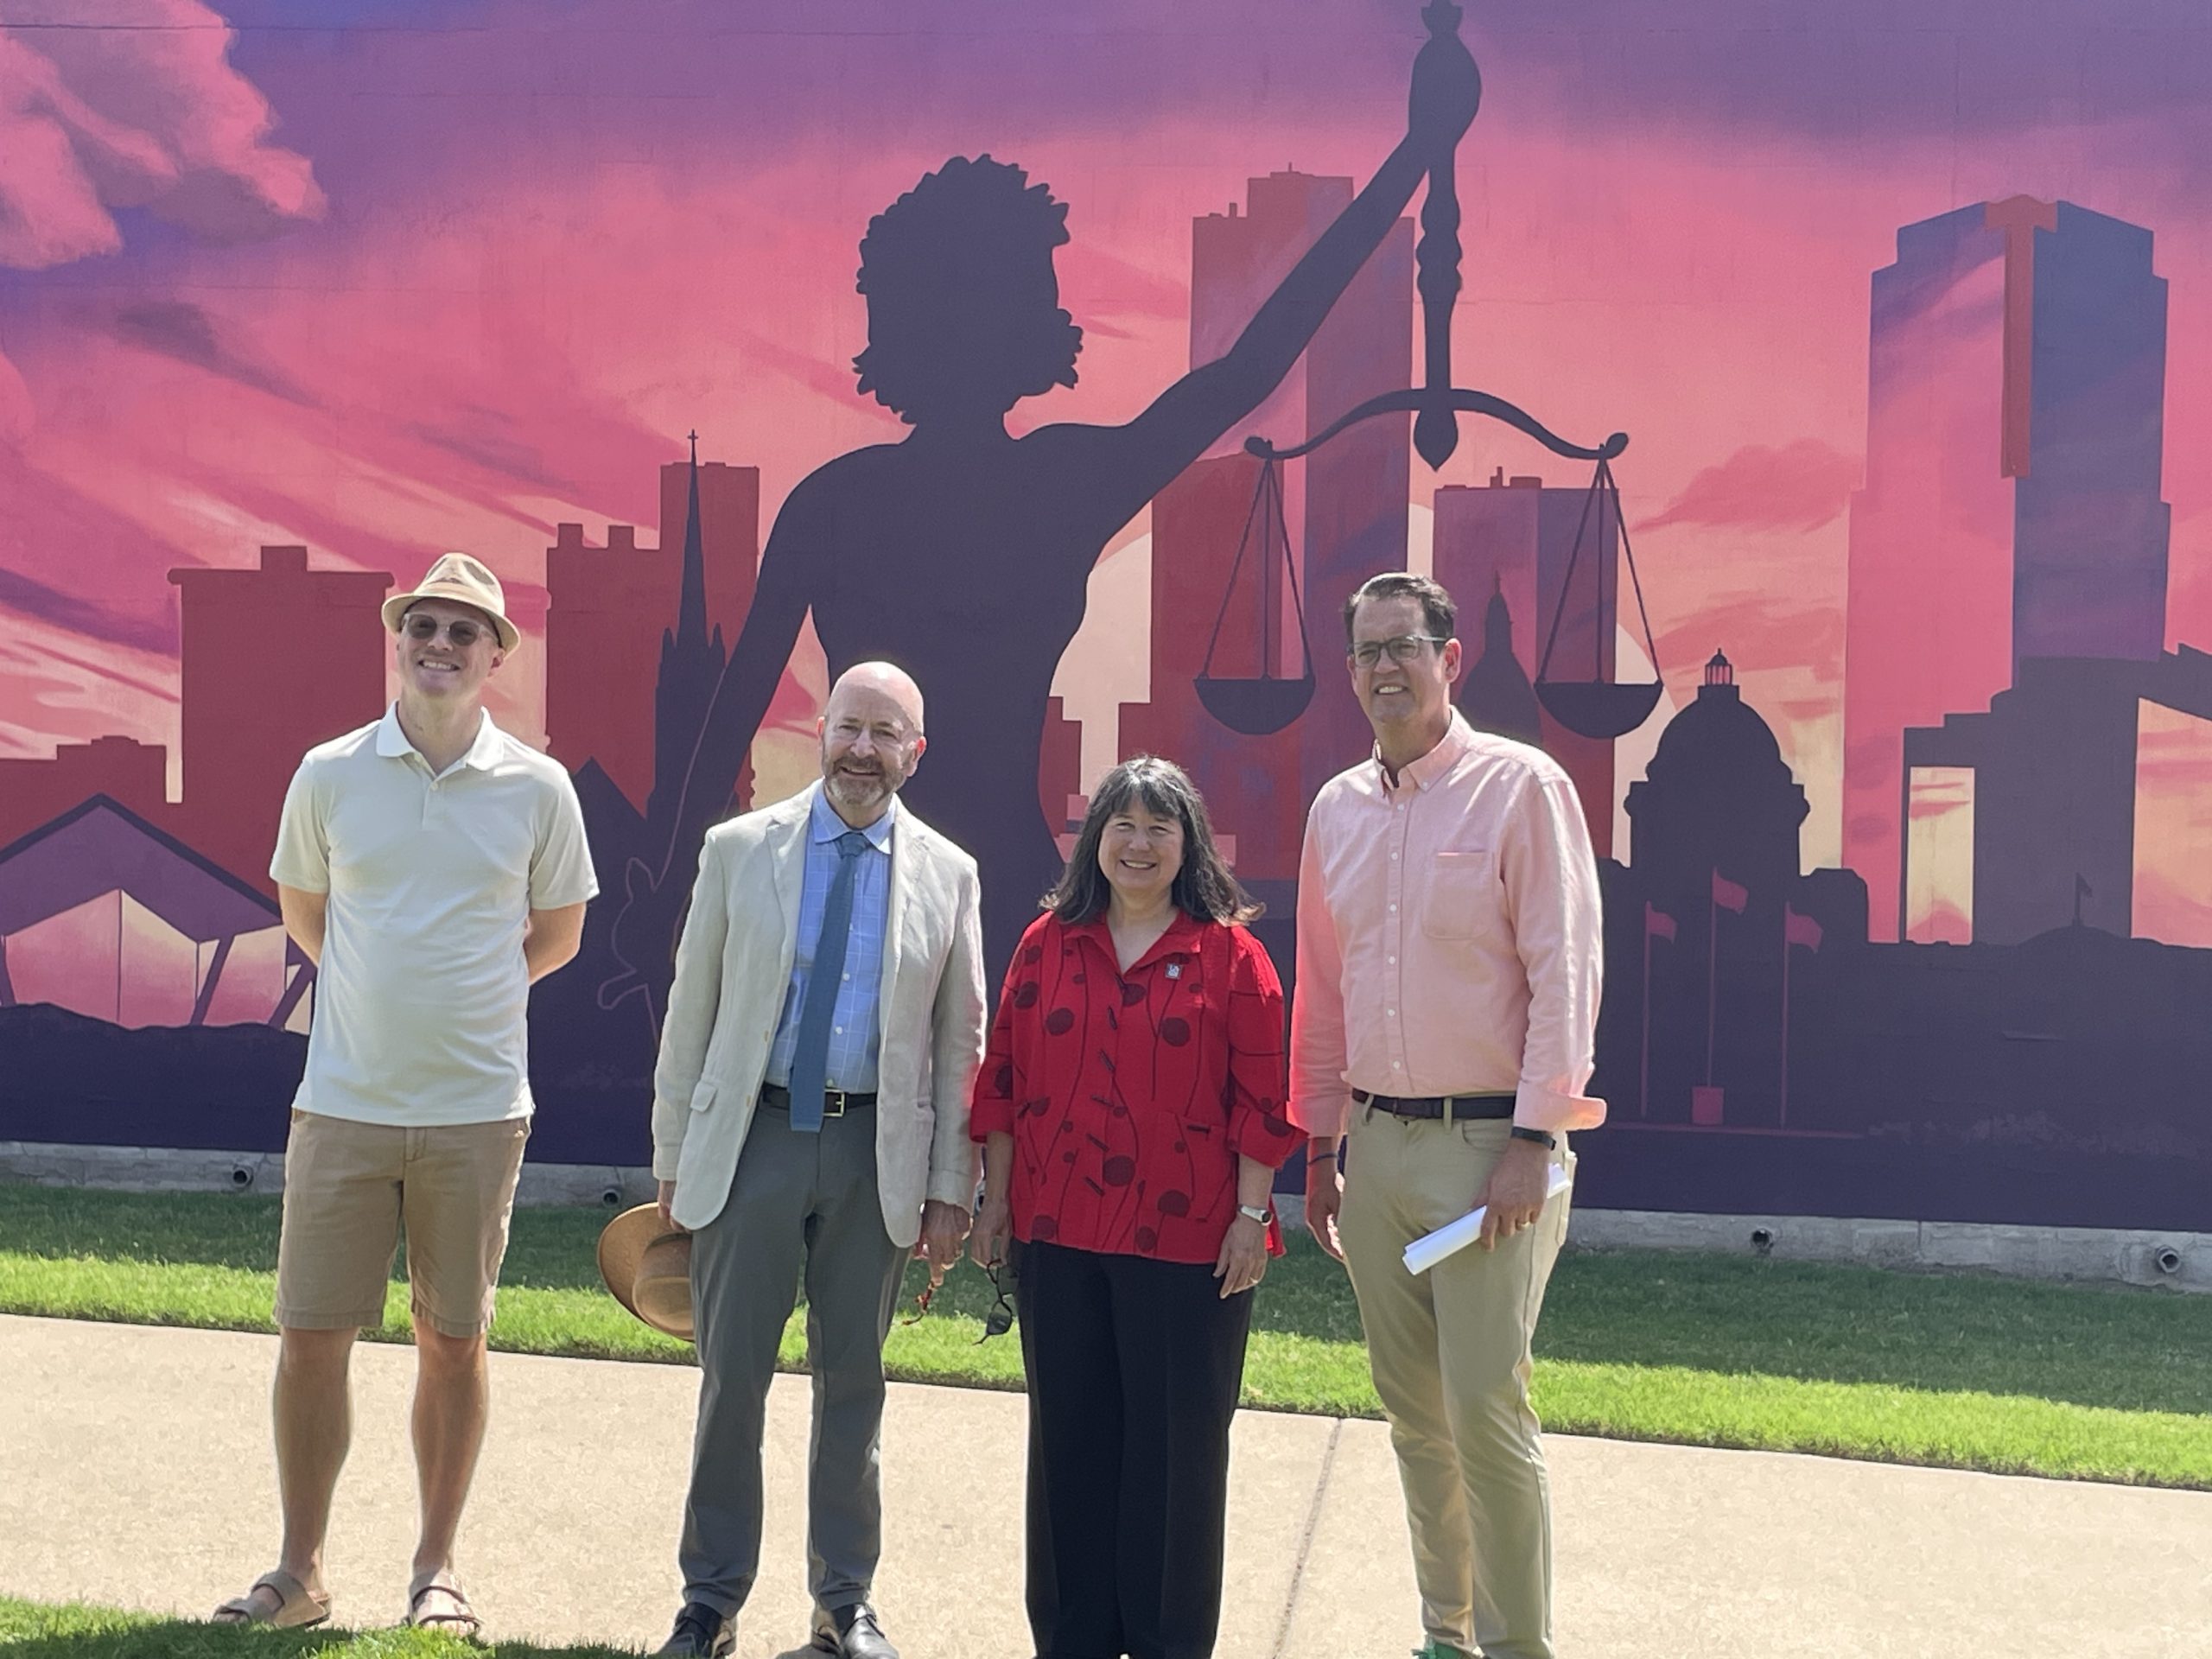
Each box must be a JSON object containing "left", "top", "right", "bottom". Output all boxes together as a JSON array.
[
  {"left": 0, "top": 1595, "right": 630, "bottom": 1656},
  {"left": 2, "top": 1182, "right": 2208, "bottom": 1488}
]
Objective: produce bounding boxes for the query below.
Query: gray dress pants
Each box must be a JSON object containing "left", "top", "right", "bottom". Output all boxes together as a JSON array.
[{"left": 679, "top": 1101, "right": 906, "bottom": 1618}]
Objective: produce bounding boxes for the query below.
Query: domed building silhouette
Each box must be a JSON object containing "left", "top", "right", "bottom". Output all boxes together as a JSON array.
[
  {"left": 1455, "top": 576, "right": 1543, "bottom": 748},
  {"left": 1624, "top": 650, "right": 1807, "bottom": 908},
  {"left": 1596, "top": 650, "right": 1866, "bottom": 1133}
]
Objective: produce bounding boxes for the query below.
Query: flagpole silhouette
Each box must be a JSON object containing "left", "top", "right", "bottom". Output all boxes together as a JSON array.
[
  {"left": 1781, "top": 903, "right": 1823, "bottom": 1127},
  {"left": 1642, "top": 900, "right": 1676, "bottom": 1118},
  {"left": 1706, "top": 868, "right": 1749, "bottom": 1090}
]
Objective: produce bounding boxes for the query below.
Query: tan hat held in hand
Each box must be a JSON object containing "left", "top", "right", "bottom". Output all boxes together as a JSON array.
[{"left": 596, "top": 1204, "right": 695, "bottom": 1342}]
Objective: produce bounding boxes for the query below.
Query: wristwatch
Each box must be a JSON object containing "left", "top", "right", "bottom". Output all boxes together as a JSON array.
[
  {"left": 1237, "top": 1204, "right": 1273, "bottom": 1225},
  {"left": 1508, "top": 1126, "right": 1557, "bottom": 1151}
]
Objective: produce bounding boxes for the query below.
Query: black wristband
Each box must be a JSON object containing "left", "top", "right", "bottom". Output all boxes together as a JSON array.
[{"left": 1508, "top": 1125, "right": 1557, "bottom": 1151}]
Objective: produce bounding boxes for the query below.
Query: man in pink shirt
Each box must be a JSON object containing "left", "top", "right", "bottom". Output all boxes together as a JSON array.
[{"left": 1292, "top": 571, "right": 1604, "bottom": 1659}]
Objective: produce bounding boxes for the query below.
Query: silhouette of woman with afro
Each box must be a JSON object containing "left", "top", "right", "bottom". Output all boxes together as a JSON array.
[{"left": 617, "top": 48, "right": 1478, "bottom": 1001}]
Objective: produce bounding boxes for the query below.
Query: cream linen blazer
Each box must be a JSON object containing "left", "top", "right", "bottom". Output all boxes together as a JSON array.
[{"left": 650, "top": 783, "right": 987, "bottom": 1245}]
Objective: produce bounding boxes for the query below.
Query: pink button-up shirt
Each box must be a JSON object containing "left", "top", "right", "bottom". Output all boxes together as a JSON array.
[{"left": 1290, "top": 712, "right": 1605, "bottom": 1139}]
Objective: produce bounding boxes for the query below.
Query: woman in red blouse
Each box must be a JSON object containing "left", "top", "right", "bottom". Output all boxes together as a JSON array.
[{"left": 970, "top": 756, "right": 1299, "bottom": 1659}]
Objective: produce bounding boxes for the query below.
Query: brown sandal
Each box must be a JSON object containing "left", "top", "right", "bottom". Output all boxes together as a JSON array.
[
  {"left": 212, "top": 1567, "right": 331, "bottom": 1628},
  {"left": 407, "top": 1567, "right": 482, "bottom": 1640}
]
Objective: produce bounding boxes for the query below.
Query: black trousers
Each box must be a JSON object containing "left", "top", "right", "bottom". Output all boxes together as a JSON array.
[{"left": 1016, "top": 1239, "right": 1255, "bottom": 1659}]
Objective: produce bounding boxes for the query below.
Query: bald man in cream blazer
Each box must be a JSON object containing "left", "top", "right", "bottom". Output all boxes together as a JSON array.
[{"left": 648, "top": 662, "right": 985, "bottom": 1659}]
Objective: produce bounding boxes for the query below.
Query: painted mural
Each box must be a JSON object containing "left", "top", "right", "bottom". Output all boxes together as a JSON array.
[{"left": 3, "top": 0, "right": 2208, "bottom": 1231}]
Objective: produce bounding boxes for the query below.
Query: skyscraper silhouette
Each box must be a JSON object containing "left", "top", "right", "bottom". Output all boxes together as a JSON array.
[
  {"left": 1185, "top": 172, "right": 1415, "bottom": 807},
  {"left": 1118, "top": 451, "right": 1302, "bottom": 880},
  {"left": 1432, "top": 469, "right": 1619, "bottom": 853},
  {"left": 1844, "top": 199, "right": 2171, "bottom": 938}
]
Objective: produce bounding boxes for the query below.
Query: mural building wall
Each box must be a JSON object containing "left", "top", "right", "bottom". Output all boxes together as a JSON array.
[{"left": 3, "top": 0, "right": 2209, "bottom": 1231}]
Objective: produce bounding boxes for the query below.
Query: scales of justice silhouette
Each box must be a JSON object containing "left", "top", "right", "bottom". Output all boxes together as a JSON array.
[{"left": 605, "top": 0, "right": 1662, "bottom": 1023}]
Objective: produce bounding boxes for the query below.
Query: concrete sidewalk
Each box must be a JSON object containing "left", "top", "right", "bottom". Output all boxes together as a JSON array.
[{"left": 1, "top": 1314, "right": 2206, "bottom": 1656}]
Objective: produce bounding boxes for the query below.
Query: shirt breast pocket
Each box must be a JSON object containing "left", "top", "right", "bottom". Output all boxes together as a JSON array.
[{"left": 1422, "top": 849, "right": 1494, "bottom": 942}]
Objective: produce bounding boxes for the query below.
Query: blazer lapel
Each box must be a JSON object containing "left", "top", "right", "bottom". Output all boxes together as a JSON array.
[
  {"left": 875, "top": 812, "right": 912, "bottom": 1046},
  {"left": 769, "top": 785, "right": 814, "bottom": 958}
]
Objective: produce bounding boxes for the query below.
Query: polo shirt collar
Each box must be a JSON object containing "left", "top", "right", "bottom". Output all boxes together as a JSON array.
[
  {"left": 810, "top": 784, "right": 897, "bottom": 852},
  {"left": 1376, "top": 710, "right": 1477, "bottom": 796},
  {"left": 374, "top": 704, "right": 501, "bottom": 772}
]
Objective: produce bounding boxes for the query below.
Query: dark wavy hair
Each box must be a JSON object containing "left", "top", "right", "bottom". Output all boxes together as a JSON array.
[
  {"left": 1045, "top": 756, "right": 1261, "bottom": 927},
  {"left": 853, "top": 155, "right": 1085, "bottom": 424}
]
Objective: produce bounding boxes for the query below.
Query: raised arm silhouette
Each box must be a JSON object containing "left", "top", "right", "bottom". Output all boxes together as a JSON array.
[{"left": 608, "top": 22, "right": 1480, "bottom": 1020}]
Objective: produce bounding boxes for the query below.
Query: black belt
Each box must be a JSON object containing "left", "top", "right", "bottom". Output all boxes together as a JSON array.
[
  {"left": 759, "top": 1082, "right": 876, "bottom": 1118},
  {"left": 1353, "top": 1090, "right": 1515, "bottom": 1122}
]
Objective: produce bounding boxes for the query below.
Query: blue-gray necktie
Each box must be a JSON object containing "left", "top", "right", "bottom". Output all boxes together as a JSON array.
[{"left": 787, "top": 830, "right": 869, "bottom": 1134}]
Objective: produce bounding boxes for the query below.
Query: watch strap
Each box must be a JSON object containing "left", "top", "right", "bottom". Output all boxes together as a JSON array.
[
  {"left": 1508, "top": 1125, "right": 1557, "bottom": 1151},
  {"left": 1237, "top": 1204, "right": 1273, "bottom": 1224}
]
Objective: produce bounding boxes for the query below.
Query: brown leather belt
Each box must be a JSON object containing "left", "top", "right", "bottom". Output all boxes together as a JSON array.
[
  {"left": 1353, "top": 1090, "right": 1515, "bottom": 1122},
  {"left": 759, "top": 1082, "right": 877, "bottom": 1118}
]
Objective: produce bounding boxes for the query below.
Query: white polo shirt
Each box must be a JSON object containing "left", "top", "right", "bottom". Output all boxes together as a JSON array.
[{"left": 271, "top": 706, "right": 598, "bottom": 1128}]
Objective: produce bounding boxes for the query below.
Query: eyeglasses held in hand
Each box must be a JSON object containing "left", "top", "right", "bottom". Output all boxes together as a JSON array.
[
  {"left": 979, "top": 1262, "right": 1016, "bottom": 1343},
  {"left": 403, "top": 613, "right": 493, "bottom": 647},
  {"left": 1349, "top": 634, "right": 1447, "bottom": 668},
  {"left": 894, "top": 1259, "right": 1015, "bottom": 1343}
]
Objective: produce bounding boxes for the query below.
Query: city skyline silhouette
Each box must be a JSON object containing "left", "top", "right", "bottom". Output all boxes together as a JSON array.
[{"left": 3, "top": 2, "right": 2210, "bottom": 1230}]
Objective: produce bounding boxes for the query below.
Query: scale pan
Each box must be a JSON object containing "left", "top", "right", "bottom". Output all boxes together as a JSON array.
[
  {"left": 1194, "top": 673, "right": 1315, "bottom": 736},
  {"left": 1535, "top": 679, "right": 1663, "bottom": 741}
]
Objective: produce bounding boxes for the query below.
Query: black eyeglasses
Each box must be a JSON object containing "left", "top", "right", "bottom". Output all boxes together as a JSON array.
[
  {"left": 1349, "top": 634, "right": 1447, "bottom": 669},
  {"left": 979, "top": 1262, "right": 1016, "bottom": 1343},
  {"left": 896, "top": 1258, "right": 1016, "bottom": 1343},
  {"left": 403, "top": 613, "right": 493, "bottom": 647}
]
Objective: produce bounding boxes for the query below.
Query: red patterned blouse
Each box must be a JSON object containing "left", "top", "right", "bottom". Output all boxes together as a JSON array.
[{"left": 969, "top": 909, "right": 1300, "bottom": 1264}]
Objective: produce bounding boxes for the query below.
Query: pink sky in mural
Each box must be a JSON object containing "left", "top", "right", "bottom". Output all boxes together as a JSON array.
[{"left": 3, "top": 1, "right": 2210, "bottom": 896}]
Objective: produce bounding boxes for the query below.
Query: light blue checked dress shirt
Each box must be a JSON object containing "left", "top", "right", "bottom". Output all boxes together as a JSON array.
[{"left": 766, "top": 789, "right": 895, "bottom": 1095}]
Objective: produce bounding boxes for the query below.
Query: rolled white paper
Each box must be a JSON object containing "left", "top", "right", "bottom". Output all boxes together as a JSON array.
[{"left": 1402, "top": 1164, "right": 1574, "bottom": 1275}]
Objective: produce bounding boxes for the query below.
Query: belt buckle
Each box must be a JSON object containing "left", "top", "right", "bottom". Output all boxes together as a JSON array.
[{"left": 822, "top": 1090, "right": 848, "bottom": 1119}]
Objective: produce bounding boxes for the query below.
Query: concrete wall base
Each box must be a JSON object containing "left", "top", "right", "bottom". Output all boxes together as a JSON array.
[
  {"left": 0, "top": 1140, "right": 658, "bottom": 1212},
  {"left": 1560, "top": 1205, "right": 2209, "bottom": 1293},
  {"left": 7, "top": 1141, "right": 2203, "bottom": 1292},
  {"left": 1273, "top": 1193, "right": 2207, "bottom": 1293}
]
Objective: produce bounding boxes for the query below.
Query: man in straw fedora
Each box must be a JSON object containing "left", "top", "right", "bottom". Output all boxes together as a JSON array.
[
  {"left": 215, "top": 551, "right": 597, "bottom": 1639},
  {"left": 641, "top": 660, "right": 984, "bottom": 1659}
]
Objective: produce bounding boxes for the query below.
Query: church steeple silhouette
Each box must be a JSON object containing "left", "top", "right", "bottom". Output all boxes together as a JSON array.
[
  {"left": 1455, "top": 574, "right": 1543, "bottom": 747},
  {"left": 647, "top": 430, "right": 730, "bottom": 830},
  {"left": 674, "top": 430, "right": 712, "bottom": 653}
]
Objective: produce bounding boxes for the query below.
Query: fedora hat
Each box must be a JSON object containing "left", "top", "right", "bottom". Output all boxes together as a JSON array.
[
  {"left": 381, "top": 551, "right": 520, "bottom": 652},
  {"left": 596, "top": 1205, "right": 695, "bottom": 1341}
]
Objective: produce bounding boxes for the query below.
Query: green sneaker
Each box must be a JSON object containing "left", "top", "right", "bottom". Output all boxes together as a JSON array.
[{"left": 1411, "top": 1643, "right": 1475, "bottom": 1659}]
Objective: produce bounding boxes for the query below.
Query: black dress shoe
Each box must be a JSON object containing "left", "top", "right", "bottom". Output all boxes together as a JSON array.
[
  {"left": 655, "top": 1600, "right": 735, "bottom": 1658},
  {"left": 822, "top": 1600, "right": 899, "bottom": 1659}
]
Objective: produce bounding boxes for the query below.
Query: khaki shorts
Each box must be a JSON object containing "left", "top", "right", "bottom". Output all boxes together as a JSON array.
[{"left": 274, "top": 1109, "right": 531, "bottom": 1339}]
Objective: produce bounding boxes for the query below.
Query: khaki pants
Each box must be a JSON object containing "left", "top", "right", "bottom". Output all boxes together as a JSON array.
[{"left": 1339, "top": 1108, "right": 1573, "bottom": 1659}]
